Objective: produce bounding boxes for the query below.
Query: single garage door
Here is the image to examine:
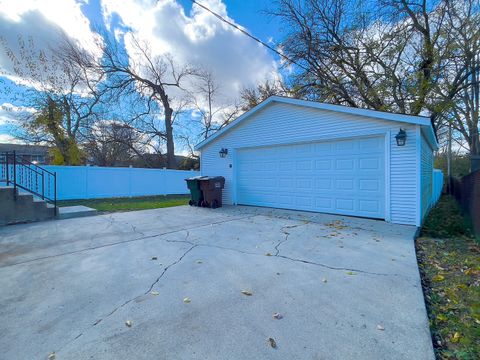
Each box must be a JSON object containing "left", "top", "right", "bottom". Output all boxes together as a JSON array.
[{"left": 236, "top": 136, "right": 385, "bottom": 219}]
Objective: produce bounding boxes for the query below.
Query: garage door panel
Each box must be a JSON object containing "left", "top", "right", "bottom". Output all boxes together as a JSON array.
[
  {"left": 314, "top": 197, "right": 332, "bottom": 209},
  {"left": 359, "top": 157, "right": 381, "bottom": 170},
  {"left": 336, "top": 198, "right": 355, "bottom": 211},
  {"left": 335, "top": 178, "right": 355, "bottom": 190},
  {"left": 315, "top": 178, "right": 332, "bottom": 190},
  {"left": 359, "top": 136, "right": 383, "bottom": 151},
  {"left": 296, "top": 160, "right": 312, "bottom": 171},
  {"left": 359, "top": 199, "right": 381, "bottom": 213},
  {"left": 359, "top": 179, "right": 381, "bottom": 191},
  {"left": 335, "top": 158, "right": 355, "bottom": 170},
  {"left": 315, "top": 159, "right": 332, "bottom": 170},
  {"left": 279, "top": 161, "right": 295, "bottom": 171},
  {"left": 237, "top": 136, "right": 385, "bottom": 219},
  {"left": 313, "top": 142, "right": 333, "bottom": 152}
]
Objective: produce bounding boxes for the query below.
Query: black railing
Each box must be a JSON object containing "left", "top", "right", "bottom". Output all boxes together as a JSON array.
[{"left": 0, "top": 151, "right": 57, "bottom": 213}]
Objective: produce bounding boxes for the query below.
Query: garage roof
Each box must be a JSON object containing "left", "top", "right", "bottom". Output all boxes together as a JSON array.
[{"left": 195, "top": 96, "right": 438, "bottom": 150}]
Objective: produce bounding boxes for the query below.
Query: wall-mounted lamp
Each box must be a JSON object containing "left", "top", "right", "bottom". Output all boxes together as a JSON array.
[
  {"left": 395, "top": 128, "right": 407, "bottom": 146},
  {"left": 219, "top": 148, "right": 228, "bottom": 158}
]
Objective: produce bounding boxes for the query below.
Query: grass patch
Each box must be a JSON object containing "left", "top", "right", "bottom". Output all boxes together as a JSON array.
[
  {"left": 58, "top": 194, "right": 190, "bottom": 212},
  {"left": 417, "top": 195, "right": 480, "bottom": 360},
  {"left": 421, "top": 195, "right": 473, "bottom": 239}
]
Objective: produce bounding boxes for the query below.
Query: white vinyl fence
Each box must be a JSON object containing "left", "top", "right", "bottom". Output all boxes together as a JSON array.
[
  {"left": 432, "top": 169, "right": 443, "bottom": 205},
  {"left": 42, "top": 165, "right": 199, "bottom": 200}
]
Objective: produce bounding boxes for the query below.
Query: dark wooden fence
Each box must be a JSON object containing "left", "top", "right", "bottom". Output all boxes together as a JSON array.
[{"left": 451, "top": 170, "right": 480, "bottom": 236}]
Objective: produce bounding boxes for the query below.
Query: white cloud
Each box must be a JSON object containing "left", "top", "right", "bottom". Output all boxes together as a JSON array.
[
  {"left": 0, "top": 102, "right": 35, "bottom": 126},
  {"left": 101, "top": 0, "right": 279, "bottom": 102},
  {"left": 0, "top": 0, "right": 101, "bottom": 85},
  {"left": 0, "top": 133, "right": 23, "bottom": 144}
]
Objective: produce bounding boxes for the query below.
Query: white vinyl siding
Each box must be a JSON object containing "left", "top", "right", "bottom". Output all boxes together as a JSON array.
[
  {"left": 420, "top": 131, "right": 434, "bottom": 222},
  {"left": 200, "top": 102, "right": 419, "bottom": 226}
]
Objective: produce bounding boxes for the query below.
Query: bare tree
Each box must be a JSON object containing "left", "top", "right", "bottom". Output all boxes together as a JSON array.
[
  {"left": 240, "top": 78, "right": 290, "bottom": 111},
  {"left": 270, "top": 0, "right": 480, "bottom": 154},
  {"left": 177, "top": 70, "right": 240, "bottom": 159},
  {"left": 89, "top": 34, "right": 196, "bottom": 169},
  {"left": 434, "top": 0, "right": 480, "bottom": 155},
  {"left": 83, "top": 122, "right": 143, "bottom": 166},
  {"left": 0, "top": 34, "right": 104, "bottom": 164},
  {"left": 191, "top": 70, "right": 239, "bottom": 139}
]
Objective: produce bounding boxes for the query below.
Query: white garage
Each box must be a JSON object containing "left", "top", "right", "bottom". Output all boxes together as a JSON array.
[{"left": 195, "top": 96, "right": 441, "bottom": 227}]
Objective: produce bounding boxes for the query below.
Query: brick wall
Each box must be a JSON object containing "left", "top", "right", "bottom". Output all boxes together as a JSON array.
[{"left": 452, "top": 170, "right": 480, "bottom": 236}]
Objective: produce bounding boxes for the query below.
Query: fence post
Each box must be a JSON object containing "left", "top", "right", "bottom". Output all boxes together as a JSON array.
[
  {"left": 85, "top": 165, "right": 89, "bottom": 199},
  {"left": 13, "top": 150, "right": 16, "bottom": 199},
  {"left": 5, "top": 151, "right": 9, "bottom": 186},
  {"left": 129, "top": 165, "right": 133, "bottom": 197}
]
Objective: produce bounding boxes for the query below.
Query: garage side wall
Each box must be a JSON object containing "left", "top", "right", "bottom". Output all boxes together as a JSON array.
[
  {"left": 200, "top": 102, "right": 418, "bottom": 226},
  {"left": 420, "top": 130, "right": 434, "bottom": 223}
]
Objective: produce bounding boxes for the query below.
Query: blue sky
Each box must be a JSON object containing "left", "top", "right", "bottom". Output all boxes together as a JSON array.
[{"left": 0, "top": 0, "right": 283, "bottom": 145}]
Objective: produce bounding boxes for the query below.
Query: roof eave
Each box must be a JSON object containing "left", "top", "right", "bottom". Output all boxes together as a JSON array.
[{"left": 195, "top": 96, "right": 434, "bottom": 150}]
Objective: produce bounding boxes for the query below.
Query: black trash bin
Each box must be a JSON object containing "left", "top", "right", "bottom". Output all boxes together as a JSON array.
[
  {"left": 185, "top": 176, "right": 205, "bottom": 206},
  {"left": 198, "top": 176, "right": 225, "bottom": 209}
]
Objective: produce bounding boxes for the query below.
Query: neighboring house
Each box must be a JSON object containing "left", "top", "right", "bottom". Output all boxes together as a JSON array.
[
  {"left": 195, "top": 96, "right": 440, "bottom": 227},
  {"left": 0, "top": 143, "right": 50, "bottom": 165}
]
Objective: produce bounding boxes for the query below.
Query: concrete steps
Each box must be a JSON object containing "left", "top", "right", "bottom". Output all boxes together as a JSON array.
[
  {"left": 0, "top": 186, "right": 57, "bottom": 225},
  {"left": 57, "top": 205, "right": 97, "bottom": 220}
]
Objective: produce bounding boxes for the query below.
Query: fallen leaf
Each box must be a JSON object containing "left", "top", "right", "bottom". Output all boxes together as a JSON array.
[
  {"left": 183, "top": 297, "right": 191, "bottom": 303},
  {"left": 436, "top": 314, "right": 447, "bottom": 321},
  {"left": 151, "top": 291, "right": 159, "bottom": 296},
  {"left": 241, "top": 290, "right": 253, "bottom": 296},
  {"left": 47, "top": 352, "right": 56, "bottom": 360},
  {"left": 346, "top": 271, "right": 356, "bottom": 276},
  {"left": 451, "top": 332, "right": 461, "bottom": 343},
  {"left": 273, "top": 312, "right": 283, "bottom": 319},
  {"left": 268, "top": 337, "right": 277, "bottom": 348},
  {"left": 376, "top": 325, "right": 385, "bottom": 331},
  {"left": 322, "top": 278, "right": 327, "bottom": 283},
  {"left": 265, "top": 252, "right": 272, "bottom": 256},
  {"left": 432, "top": 274, "right": 445, "bottom": 282},
  {"left": 125, "top": 320, "right": 133, "bottom": 327}
]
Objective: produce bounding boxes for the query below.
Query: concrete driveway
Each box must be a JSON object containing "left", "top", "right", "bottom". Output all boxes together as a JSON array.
[{"left": 0, "top": 206, "right": 434, "bottom": 360}]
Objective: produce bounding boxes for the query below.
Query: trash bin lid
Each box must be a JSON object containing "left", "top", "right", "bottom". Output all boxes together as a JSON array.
[{"left": 199, "top": 176, "right": 224, "bottom": 181}]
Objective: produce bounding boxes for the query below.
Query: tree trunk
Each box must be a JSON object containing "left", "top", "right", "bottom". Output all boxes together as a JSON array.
[{"left": 164, "top": 106, "right": 176, "bottom": 169}]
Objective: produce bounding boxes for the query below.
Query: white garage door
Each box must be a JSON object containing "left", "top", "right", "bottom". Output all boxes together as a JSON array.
[{"left": 236, "top": 136, "right": 385, "bottom": 219}]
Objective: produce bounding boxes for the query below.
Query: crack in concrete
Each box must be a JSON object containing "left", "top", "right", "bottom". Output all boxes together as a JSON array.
[
  {"left": 1, "top": 215, "right": 255, "bottom": 268},
  {"left": 40, "top": 217, "right": 405, "bottom": 354},
  {"left": 275, "top": 254, "right": 399, "bottom": 276},
  {"left": 127, "top": 222, "right": 400, "bottom": 278},
  {"left": 274, "top": 222, "right": 309, "bottom": 256},
  {"left": 130, "top": 224, "right": 145, "bottom": 237},
  {"left": 199, "top": 242, "right": 400, "bottom": 277},
  {"left": 60, "top": 243, "right": 197, "bottom": 352},
  {"left": 145, "top": 243, "right": 197, "bottom": 295}
]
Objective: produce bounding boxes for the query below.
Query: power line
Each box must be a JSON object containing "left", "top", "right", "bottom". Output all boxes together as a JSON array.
[{"left": 188, "top": 0, "right": 309, "bottom": 72}]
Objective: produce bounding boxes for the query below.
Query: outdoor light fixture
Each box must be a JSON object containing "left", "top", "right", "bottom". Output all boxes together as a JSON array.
[
  {"left": 219, "top": 148, "right": 228, "bottom": 158},
  {"left": 395, "top": 128, "right": 407, "bottom": 146}
]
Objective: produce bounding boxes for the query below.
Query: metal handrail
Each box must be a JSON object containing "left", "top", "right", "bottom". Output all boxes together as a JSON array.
[{"left": 0, "top": 151, "right": 57, "bottom": 214}]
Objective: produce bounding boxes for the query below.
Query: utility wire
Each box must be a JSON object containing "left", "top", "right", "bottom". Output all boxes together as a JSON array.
[{"left": 189, "top": 0, "right": 310, "bottom": 72}]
